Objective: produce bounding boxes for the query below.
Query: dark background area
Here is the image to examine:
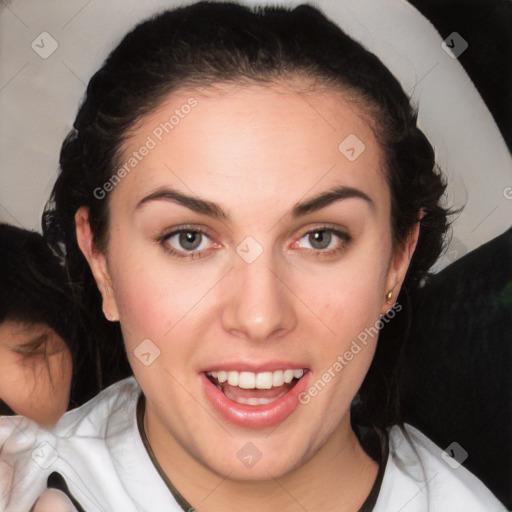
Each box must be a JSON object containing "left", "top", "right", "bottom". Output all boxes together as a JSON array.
[{"left": 403, "top": 0, "right": 512, "bottom": 508}]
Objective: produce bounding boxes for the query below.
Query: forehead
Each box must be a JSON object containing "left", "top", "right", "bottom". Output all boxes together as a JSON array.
[{"left": 110, "top": 81, "right": 388, "bottom": 219}]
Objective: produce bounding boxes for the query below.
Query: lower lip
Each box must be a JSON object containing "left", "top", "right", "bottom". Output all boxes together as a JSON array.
[{"left": 201, "top": 372, "right": 310, "bottom": 429}]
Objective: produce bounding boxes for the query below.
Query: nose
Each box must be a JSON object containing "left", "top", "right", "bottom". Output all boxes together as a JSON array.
[{"left": 220, "top": 246, "right": 297, "bottom": 343}]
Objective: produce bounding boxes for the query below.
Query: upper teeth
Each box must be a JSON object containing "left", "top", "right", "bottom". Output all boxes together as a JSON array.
[{"left": 207, "top": 369, "right": 304, "bottom": 389}]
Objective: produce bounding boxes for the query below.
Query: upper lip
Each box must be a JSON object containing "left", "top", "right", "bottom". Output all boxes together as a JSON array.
[{"left": 200, "top": 361, "right": 309, "bottom": 373}]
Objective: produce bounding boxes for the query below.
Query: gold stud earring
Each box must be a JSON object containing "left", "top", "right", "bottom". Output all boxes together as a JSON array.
[
  {"left": 104, "top": 311, "right": 117, "bottom": 322},
  {"left": 386, "top": 290, "right": 393, "bottom": 303}
]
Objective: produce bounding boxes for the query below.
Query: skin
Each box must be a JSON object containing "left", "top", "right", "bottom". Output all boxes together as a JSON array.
[
  {"left": 32, "top": 489, "right": 77, "bottom": 512},
  {"left": 76, "top": 79, "right": 419, "bottom": 512},
  {"left": 0, "top": 320, "right": 72, "bottom": 425}
]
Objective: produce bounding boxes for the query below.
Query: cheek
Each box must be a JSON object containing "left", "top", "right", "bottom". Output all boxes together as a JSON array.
[
  {"left": 309, "top": 242, "right": 390, "bottom": 335},
  {"left": 0, "top": 353, "right": 70, "bottom": 422},
  {"left": 297, "top": 234, "right": 391, "bottom": 395},
  {"left": 49, "top": 348, "right": 73, "bottom": 403},
  {"left": 0, "top": 357, "right": 31, "bottom": 414},
  {"left": 108, "top": 243, "right": 216, "bottom": 370}
]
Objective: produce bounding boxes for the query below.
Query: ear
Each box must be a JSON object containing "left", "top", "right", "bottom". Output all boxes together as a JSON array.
[
  {"left": 381, "top": 214, "right": 422, "bottom": 314},
  {"left": 75, "top": 207, "right": 119, "bottom": 322}
]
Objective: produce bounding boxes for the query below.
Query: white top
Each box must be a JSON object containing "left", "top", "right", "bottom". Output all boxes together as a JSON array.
[{"left": 0, "top": 377, "right": 505, "bottom": 512}]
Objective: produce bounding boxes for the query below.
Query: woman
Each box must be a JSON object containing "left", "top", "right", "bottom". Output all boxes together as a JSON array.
[
  {"left": 0, "top": 223, "right": 108, "bottom": 425},
  {"left": 0, "top": 223, "right": 130, "bottom": 426},
  {"left": 0, "top": 224, "right": 73, "bottom": 425},
  {"left": 0, "top": 2, "right": 504, "bottom": 511}
]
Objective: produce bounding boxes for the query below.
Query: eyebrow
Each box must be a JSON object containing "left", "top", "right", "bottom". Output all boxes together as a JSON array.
[{"left": 136, "top": 184, "right": 374, "bottom": 220}]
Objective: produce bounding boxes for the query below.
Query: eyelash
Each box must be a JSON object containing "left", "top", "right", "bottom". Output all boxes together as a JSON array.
[
  {"left": 157, "top": 224, "right": 351, "bottom": 260},
  {"left": 10, "top": 339, "right": 46, "bottom": 357}
]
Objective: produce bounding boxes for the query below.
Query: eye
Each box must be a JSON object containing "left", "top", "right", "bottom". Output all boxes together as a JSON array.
[
  {"left": 294, "top": 226, "right": 351, "bottom": 256},
  {"left": 10, "top": 335, "right": 48, "bottom": 357},
  {"left": 159, "top": 226, "right": 214, "bottom": 259}
]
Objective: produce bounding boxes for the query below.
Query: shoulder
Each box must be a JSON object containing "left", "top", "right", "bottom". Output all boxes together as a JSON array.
[
  {"left": 0, "top": 377, "right": 141, "bottom": 512},
  {"left": 57, "top": 376, "right": 140, "bottom": 435},
  {"left": 373, "top": 423, "right": 506, "bottom": 512}
]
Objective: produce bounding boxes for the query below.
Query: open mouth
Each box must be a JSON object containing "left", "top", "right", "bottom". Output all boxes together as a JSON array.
[{"left": 206, "top": 369, "right": 307, "bottom": 406}]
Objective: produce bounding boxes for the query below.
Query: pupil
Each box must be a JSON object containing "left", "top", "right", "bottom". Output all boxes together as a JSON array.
[
  {"left": 180, "top": 231, "right": 201, "bottom": 250},
  {"left": 310, "top": 230, "right": 331, "bottom": 249}
]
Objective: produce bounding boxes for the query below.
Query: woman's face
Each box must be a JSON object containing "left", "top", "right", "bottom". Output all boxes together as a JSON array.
[
  {"left": 0, "top": 320, "right": 72, "bottom": 425},
  {"left": 78, "top": 81, "right": 417, "bottom": 479}
]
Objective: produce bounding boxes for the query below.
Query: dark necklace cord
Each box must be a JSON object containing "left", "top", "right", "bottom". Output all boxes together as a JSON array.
[{"left": 136, "top": 395, "right": 388, "bottom": 511}]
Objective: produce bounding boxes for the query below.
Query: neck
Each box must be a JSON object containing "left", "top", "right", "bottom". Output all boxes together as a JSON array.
[{"left": 143, "top": 402, "right": 379, "bottom": 512}]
